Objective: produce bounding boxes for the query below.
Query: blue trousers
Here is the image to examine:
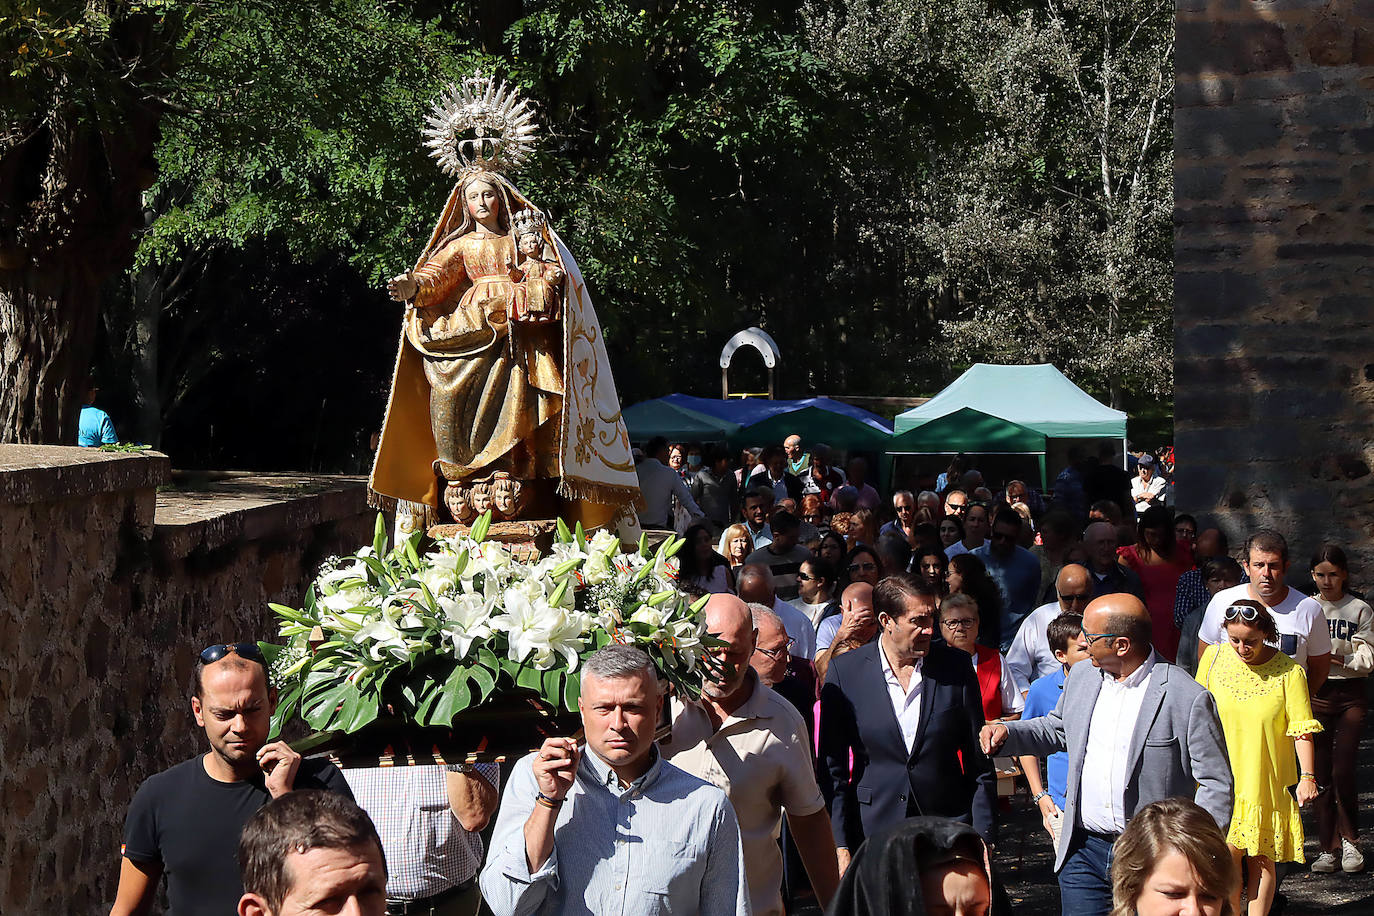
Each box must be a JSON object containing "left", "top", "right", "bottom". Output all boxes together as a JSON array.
[{"left": 1058, "top": 832, "right": 1115, "bottom": 916}]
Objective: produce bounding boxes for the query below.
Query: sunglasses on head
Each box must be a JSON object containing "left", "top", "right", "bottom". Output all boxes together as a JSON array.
[
  {"left": 1223, "top": 604, "right": 1261, "bottom": 622},
  {"left": 199, "top": 642, "right": 266, "bottom": 666}
]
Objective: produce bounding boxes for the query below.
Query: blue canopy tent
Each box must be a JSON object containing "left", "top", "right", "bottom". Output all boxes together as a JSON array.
[
  {"left": 660, "top": 393, "right": 892, "bottom": 433},
  {"left": 621, "top": 400, "right": 740, "bottom": 442}
]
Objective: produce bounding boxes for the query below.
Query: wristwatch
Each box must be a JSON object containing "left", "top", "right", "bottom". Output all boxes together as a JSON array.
[
  {"left": 1032, "top": 791, "right": 1050, "bottom": 803},
  {"left": 446, "top": 762, "right": 477, "bottom": 774}
]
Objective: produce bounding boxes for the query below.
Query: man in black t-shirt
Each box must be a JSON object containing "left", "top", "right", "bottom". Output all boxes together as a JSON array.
[{"left": 109, "top": 643, "right": 352, "bottom": 916}]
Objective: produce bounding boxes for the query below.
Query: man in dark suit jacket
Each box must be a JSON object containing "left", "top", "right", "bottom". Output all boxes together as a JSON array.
[
  {"left": 818, "top": 575, "right": 996, "bottom": 874},
  {"left": 748, "top": 445, "right": 804, "bottom": 504}
]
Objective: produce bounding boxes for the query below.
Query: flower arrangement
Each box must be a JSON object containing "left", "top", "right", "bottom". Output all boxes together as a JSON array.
[{"left": 261, "top": 514, "right": 712, "bottom": 739}]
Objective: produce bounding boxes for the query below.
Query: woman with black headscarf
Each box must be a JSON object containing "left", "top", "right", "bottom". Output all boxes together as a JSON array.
[{"left": 826, "top": 817, "right": 1011, "bottom": 916}]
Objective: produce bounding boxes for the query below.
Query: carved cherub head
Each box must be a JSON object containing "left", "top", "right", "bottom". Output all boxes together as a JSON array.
[
  {"left": 490, "top": 472, "right": 524, "bottom": 520},
  {"left": 444, "top": 482, "right": 474, "bottom": 524},
  {"left": 469, "top": 480, "right": 493, "bottom": 516}
]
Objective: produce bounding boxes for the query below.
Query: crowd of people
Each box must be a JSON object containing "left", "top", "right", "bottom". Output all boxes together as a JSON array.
[{"left": 107, "top": 434, "right": 1373, "bottom": 916}]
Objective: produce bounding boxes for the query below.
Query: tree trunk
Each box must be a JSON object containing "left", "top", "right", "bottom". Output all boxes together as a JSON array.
[{"left": 0, "top": 264, "right": 102, "bottom": 443}]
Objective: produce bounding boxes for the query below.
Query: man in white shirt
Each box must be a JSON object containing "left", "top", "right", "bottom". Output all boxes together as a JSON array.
[
  {"left": 981, "top": 594, "right": 1231, "bottom": 916},
  {"left": 1197, "top": 528, "right": 1331, "bottom": 692},
  {"left": 635, "top": 436, "right": 704, "bottom": 530},
  {"left": 1006, "top": 564, "right": 1095, "bottom": 686},
  {"left": 1129, "top": 454, "right": 1165, "bottom": 516}
]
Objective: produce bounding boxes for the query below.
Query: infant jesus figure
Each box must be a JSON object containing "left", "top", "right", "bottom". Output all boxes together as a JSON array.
[{"left": 508, "top": 208, "right": 564, "bottom": 323}]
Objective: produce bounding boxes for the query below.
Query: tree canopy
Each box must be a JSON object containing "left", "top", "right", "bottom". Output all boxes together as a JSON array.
[{"left": 3, "top": 0, "right": 1174, "bottom": 464}]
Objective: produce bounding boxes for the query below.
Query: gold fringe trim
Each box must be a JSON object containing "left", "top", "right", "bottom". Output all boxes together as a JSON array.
[
  {"left": 557, "top": 478, "right": 645, "bottom": 511},
  {"left": 367, "top": 488, "right": 397, "bottom": 512}
]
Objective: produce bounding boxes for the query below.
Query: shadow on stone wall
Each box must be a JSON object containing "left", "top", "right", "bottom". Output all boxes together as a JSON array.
[
  {"left": 0, "top": 446, "right": 376, "bottom": 914},
  {"left": 1174, "top": 0, "right": 1374, "bottom": 580}
]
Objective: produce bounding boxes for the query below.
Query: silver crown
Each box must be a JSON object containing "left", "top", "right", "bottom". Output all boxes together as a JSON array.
[
  {"left": 421, "top": 73, "right": 539, "bottom": 178},
  {"left": 511, "top": 208, "right": 547, "bottom": 238}
]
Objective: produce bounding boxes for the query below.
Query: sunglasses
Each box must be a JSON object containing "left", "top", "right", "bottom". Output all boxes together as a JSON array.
[
  {"left": 1223, "top": 604, "right": 1261, "bottom": 622},
  {"left": 797, "top": 571, "right": 817, "bottom": 581},
  {"left": 754, "top": 637, "right": 795, "bottom": 661},
  {"left": 199, "top": 642, "right": 266, "bottom": 666}
]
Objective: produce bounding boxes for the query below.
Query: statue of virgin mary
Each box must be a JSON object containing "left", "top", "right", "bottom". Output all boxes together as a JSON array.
[{"left": 369, "top": 76, "right": 640, "bottom": 534}]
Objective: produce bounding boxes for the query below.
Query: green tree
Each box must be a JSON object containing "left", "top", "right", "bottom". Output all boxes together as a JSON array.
[
  {"left": 804, "top": 0, "right": 1174, "bottom": 406},
  {"left": 1, "top": 0, "right": 183, "bottom": 441}
]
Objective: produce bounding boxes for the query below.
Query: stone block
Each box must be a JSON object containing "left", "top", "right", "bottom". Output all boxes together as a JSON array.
[
  {"left": 1302, "top": 94, "right": 1372, "bottom": 130},
  {"left": 1174, "top": 269, "right": 1265, "bottom": 311},
  {"left": 1175, "top": 104, "right": 1286, "bottom": 157},
  {"left": 1306, "top": 17, "right": 1356, "bottom": 66},
  {"left": 1276, "top": 241, "right": 1374, "bottom": 259},
  {"left": 1232, "top": 21, "right": 1294, "bottom": 74},
  {"left": 1174, "top": 165, "right": 1228, "bottom": 200}
]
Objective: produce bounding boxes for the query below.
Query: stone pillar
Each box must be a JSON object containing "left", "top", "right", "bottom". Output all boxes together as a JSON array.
[{"left": 1175, "top": 1, "right": 1374, "bottom": 567}]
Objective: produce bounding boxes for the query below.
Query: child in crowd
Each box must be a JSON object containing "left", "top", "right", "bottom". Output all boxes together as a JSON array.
[{"left": 1302, "top": 545, "right": 1374, "bottom": 874}]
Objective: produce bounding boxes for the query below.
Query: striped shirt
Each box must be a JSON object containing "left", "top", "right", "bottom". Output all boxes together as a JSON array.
[
  {"left": 480, "top": 744, "right": 751, "bottom": 916},
  {"left": 344, "top": 763, "right": 499, "bottom": 900}
]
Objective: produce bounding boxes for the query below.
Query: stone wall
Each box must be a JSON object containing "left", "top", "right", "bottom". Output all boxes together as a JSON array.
[
  {"left": 1174, "top": 1, "right": 1374, "bottom": 570},
  {"left": 0, "top": 447, "right": 375, "bottom": 915}
]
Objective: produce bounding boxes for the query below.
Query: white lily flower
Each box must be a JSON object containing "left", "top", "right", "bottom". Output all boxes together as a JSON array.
[
  {"left": 496, "top": 587, "right": 587, "bottom": 670},
  {"left": 438, "top": 592, "right": 495, "bottom": 658},
  {"left": 352, "top": 616, "right": 409, "bottom": 662}
]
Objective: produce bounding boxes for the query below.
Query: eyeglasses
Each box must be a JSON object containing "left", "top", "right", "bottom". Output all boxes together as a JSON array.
[
  {"left": 199, "top": 642, "right": 266, "bottom": 666},
  {"left": 1059, "top": 593, "right": 1091, "bottom": 605},
  {"left": 848, "top": 561, "right": 878, "bottom": 573},
  {"left": 754, "top": 638, "right": 794, "bottom": 660},
  {"left": 1082, "top": 631, "right": 1119, "bottom": 647},
  {"left": 941, "top": 618, "right": 978, "bottom": 631},
  {"left": 1223, "top": 604, "right": 1261, "bottom": 622},
  {"left": 797, "top": 571, "right": 816, "bottom": 581}
]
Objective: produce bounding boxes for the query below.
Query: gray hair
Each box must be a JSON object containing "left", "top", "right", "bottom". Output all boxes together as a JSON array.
[
  {"left": 893, "top": 490, "right": 915, "bottom": 504},
  {"left": 748, "top": 602, "right": 784, "bottom": 633},
  {"left": 941, "top": 592, "right": 980, "bottom": 617},
  {"left": 583, "top": 644, "right": 658, "bottom": 684}
]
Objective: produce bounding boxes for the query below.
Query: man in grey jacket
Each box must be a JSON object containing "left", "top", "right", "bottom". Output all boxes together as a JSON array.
[{"left": 980, "top": 593, "right": 1232, "bottom": 916}]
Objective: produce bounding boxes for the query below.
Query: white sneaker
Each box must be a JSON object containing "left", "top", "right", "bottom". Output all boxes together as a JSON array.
[
  {"left": 1342, "top": 839, "right": 1365, "bottom": 873},
  {"left": 1312, "top": 851, "right": 1338, "bottom": 873}
]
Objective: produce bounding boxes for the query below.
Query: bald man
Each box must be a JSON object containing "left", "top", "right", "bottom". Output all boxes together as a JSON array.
[
  {"left": 1006, "top": 564, "right": 1095, "bottom": 685},
  {"left": 980, "top": 594, "right": 1232, "bottom": 916},
  {"left": 813, "top": 582, "right": 877, "bottom": 683},
  {"left": 661, "top": 595, "right": 839, "bottom": 916}
]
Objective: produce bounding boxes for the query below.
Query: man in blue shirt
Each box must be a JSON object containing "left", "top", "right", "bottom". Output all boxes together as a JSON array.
[
  {"left": 972, "top": 509, "right": 1044, "bottom": 650},
  {"left": 78, "top": 379, "right": 118, "bottom": 446},
  {"left": 1016, "top": 613, "right": 1089, "bottom": 843}
]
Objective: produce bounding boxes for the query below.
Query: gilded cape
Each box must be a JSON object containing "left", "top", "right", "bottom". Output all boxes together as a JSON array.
[{"left": 370, "top": 175, "right": 641, "bottom": 531}]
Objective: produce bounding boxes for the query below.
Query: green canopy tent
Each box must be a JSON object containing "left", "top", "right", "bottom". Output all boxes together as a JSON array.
[
  {"left": 887, "top": 407, "right": 1049, "bottom": 487},
  {"left": 622, "top": 400, "right": 740, "bottom": 443}
]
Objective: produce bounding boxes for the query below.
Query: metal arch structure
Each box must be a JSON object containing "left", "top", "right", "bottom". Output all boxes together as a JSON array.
[{"left": 719, "top": 327, "right": 781, "bottom": 399}]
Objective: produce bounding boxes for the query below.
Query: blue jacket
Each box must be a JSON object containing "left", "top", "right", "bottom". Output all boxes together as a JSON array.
[{"left": 819, "top": 641, "right": 996, "bottom": 850}]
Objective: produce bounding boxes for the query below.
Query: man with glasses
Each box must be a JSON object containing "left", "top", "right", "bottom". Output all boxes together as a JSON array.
[
  {"left": 1006, "top": 564, "right": 1095, "bottom": 686},
  {"left": 880, "top": 490, "right": 919, "bottom": 544},
  {"left": 980, "top": 594, "right": 1232, "bottom": 916},
  {"left": 111, "top": 643, "right": 353, "bottom": 916},
  {"left": 662, "top": 595, "right": 840, "bottom": 916},
  {"left": 943, "top": 487, "right": 970, "bottom": 520}
]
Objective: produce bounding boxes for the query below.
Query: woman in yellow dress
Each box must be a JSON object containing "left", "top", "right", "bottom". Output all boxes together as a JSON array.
[{"left": 1196, "top": 599, "right": 1321, "bottom": 916}]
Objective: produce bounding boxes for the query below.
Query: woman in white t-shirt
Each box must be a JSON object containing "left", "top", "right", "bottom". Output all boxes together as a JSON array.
[{"left": 1304, "top": 545, "right": 1374, "bottom": 874}]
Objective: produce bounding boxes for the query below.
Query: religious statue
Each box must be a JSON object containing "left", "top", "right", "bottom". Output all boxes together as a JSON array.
[{"left": 369, "top": 75, "right": 640, "bottom": 535}]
